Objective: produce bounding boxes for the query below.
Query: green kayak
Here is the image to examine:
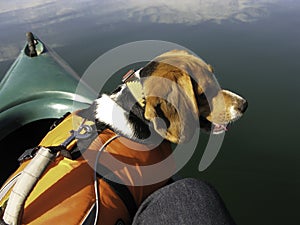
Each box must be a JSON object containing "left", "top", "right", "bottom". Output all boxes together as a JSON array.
[{"left": 0, "top": 32, "right": 95, "bottom": 182}]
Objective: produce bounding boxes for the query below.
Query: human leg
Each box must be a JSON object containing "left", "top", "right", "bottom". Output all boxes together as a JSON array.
[{"left": 132, "top": 178, "right": 236, "bottom": 225}]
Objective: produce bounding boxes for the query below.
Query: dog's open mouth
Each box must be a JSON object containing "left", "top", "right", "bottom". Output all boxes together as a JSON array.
[
  {"left": 212, "top": 122, "right": 228, "bottom": 134},
  {"left": 200, "top": 116, "right": 228, "bottom": 134}
]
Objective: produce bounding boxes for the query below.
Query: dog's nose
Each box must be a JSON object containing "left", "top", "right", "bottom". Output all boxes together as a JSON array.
[{"left": 238, "top": 100, "right": 248, "bottom": 113}]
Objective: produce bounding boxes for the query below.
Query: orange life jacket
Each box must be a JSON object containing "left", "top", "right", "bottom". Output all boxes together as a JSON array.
[{"left": 0, "top": 112, "right": 173, "bottom": 225}]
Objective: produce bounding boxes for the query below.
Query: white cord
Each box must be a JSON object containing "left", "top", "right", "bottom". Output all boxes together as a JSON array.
[{"left": 93, "top": 135, "right": 120, "bottom": 225}]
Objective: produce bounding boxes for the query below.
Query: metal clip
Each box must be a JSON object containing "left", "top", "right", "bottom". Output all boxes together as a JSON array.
[{"left": 61, "top": 124, "right": 93, "bottom": 148}]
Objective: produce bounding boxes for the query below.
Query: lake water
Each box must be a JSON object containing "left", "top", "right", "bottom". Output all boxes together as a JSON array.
[{"left": 1, "top": 1, "right": 300, "bottom": 224}]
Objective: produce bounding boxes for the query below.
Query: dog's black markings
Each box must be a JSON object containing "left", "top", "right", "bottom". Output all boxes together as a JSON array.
[
  {"left": 78, "top": 62, "right": 163, "bottom": 142},
  {"left": 77, "top": 86, "right": 157, "bottom": 143},
  {"left": 114, "top": 86, "right": 152, "bottom": 140},
  {"left": 154, "top": 104, "right": 171, "bottom": 129},
  {"left": 77, "top": 103, "right": 109, "bottom": 134},
  {"left": 139, "top": 61, "right": 158, "bottom": 79}
]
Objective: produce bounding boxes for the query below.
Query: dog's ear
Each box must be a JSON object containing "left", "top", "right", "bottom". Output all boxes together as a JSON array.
[{"left": 143, "top": 69, "right": 199, "bottom": 143}]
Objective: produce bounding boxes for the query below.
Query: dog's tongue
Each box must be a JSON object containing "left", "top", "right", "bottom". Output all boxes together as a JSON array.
[{"left": 212, "top": 123, "right": 228, "bottom": 134}]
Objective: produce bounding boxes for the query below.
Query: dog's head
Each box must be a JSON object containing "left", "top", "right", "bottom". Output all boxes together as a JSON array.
[
  {"left": 139, "top": 50, "right": 248, "bottom": 143},
  {"left": 93, "top": 49, "right": 247, "bottom": 144}
]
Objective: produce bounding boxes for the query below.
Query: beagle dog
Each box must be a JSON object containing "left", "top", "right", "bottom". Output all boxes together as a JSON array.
[{"left": 81, "top": 49, "right": 248, "bottom": 144}]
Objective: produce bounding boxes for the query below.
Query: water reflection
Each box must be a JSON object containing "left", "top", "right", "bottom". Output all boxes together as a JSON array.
[
  {"left": 0, "top": 0, "right": 287, "bottom": 64},
  {"left": 1, "top": 0, "right": 283, "bottom": 26}
]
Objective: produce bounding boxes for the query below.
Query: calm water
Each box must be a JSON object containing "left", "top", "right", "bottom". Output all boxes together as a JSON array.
[{"left": 1, "top": 1, "right": 300, "bottom": 224}]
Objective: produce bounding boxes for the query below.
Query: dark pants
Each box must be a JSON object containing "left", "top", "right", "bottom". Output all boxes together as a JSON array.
[{"left": 132, "top": 178, "right": 236, "bottom": 225}]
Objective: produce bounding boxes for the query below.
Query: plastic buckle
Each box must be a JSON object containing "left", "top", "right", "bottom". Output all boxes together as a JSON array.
[{"left": 18, "top": 147, "right": 39, "bottom": 162}]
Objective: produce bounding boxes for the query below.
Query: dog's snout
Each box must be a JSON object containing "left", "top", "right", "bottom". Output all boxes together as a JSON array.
[{"left": 238, "top": 100, "right": 248, "bottom": 113}]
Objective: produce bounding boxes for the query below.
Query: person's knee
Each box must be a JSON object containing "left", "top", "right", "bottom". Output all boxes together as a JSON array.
[
  {"left": 133, "top": 178, "right": 236, "bottom": 225},
  {"left": 177, "top": 178, "right": 223, "bottom": 203}
]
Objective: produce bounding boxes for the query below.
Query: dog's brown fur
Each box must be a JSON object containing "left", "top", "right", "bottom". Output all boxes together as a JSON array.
[{"left": 142, "top": 50, "right": 247, "bottom": 143}]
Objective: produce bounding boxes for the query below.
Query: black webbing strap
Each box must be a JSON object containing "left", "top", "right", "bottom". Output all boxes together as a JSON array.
[{"left": 97, "top": 164, "right": 138, "bottom": 222}]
